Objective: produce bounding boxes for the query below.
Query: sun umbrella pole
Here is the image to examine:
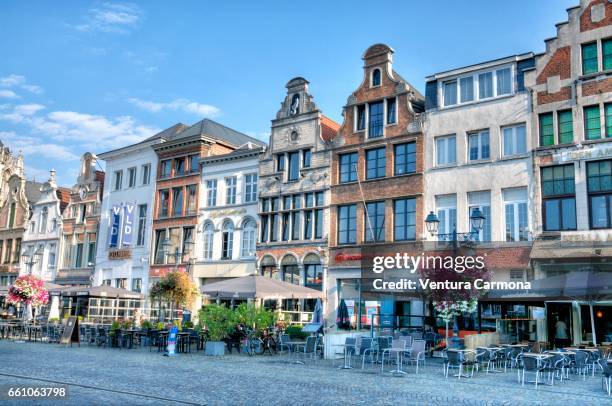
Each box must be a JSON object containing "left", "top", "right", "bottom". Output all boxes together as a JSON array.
[{"left": 589, "top": 302, "right": 597, "bottom": 346}]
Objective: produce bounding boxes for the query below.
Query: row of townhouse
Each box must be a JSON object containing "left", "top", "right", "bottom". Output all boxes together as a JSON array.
[{"left": 3, "top": 0, "right": 609, "bottom": 346}]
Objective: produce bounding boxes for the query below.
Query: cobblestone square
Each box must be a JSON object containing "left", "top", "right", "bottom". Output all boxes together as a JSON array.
[{"left": 0, "top": 341, "right": 609, "bottom": 405}]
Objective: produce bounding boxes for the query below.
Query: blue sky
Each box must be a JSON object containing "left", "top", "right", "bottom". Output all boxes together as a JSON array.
[{"left": 0, "top": 0, "right": 576, "bottom": 186}]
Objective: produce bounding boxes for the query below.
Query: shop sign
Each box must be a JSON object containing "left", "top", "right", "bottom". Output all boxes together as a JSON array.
[
  {"left": 554, "top": 144, "right": 612, "bottom": 164},
  {"left": 108, "top": 248, "right": 132, "bottom": 260},
  {"left": 209, "top": 208, "right": 246, "bottom": 218}
]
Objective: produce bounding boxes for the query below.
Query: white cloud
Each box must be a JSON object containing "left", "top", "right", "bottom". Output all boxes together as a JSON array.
[
  {"left": 74, "top": 3, "right": 143, "bottom": 34},
  {"left": 0, "top": 131, "right": 79, "bottom": 161},
  {"left": 0, "top": 90, "right": 20, "bottom": 99},
  {"left": 0, "top": 74, "right": 44, "bottom": 94},
  {"left": 128, "top": 97, "right": 221, "bottom": 117},
  {"left": 0, "top": 103, "right": 45, "bottom": 122},
  {"left": 0, "top": 104, "right": 159, "bottom": 150}
]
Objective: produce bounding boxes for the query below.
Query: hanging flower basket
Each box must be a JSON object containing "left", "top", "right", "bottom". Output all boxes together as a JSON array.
[{"left": 7, "top": 275, "right": 49, "bottom": 307}]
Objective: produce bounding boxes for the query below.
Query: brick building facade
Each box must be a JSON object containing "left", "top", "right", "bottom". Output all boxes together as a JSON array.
[{"left": 327, "top": 44, "right": 425, "bottom": 328}]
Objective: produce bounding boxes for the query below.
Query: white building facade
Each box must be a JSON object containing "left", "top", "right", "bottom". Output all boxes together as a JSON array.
[
  {"left": 20, "top": 170, "right": 66, "bottom": 282},
  {"left": 193, "top": 145, "right": 263, "bottom": 298},
  {"left": 424, "top": 53, "right": 537, "bottom": 267},
  {"left": 94, "top": 124, "right": 185, "bottom": 297}
]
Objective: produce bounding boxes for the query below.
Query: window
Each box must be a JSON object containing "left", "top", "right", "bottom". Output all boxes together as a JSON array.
[
  {"left": 460, "top": 76, "right": 474, "bottom": 103},
  {"left": 368, "top": 101, "right": 384, "bottom": 138},
  {"left": 582, "top": 42, "right": 598, "bottom": 75},
  {"left": 141, "top": 164, "right": 151, "bottom": 185},
  {"left": 203, "top": 222, "right": 214, "bottom": 260},
  {"left": 558, "top": 110, "right": 573, "bottom": 144},
  {"left": 288, "top": 151, "right": 300, "bottom": 181},
  {"left": 87, "top": 241, "right": 96, "bottom": 265},
  {"left": 356, "top": 105, "right": 366, "bottom": 131},
  {"left": 394, "top": 142, "right": 416, "bottom": 175},
  {"left": 221, "top": 220, "right": 234, "bottom": 259},
  {"left": 365, "top": 201, "right": 385, "bottom": 242},
  {"left": 338, "top": 204, "right": 357, "bottom": 244},
  {"left": 502, "top": 124, "right": 526, "bottom": 156},
  {"left": 584, "top": 105, "right": 601, "bottom": 140},
  {"left": 241, "top": 219, "right": 256, "bottom": 257},
  {"left": 4, "top": 239, "right": 11, "bottom": 263},
  {"left": 304, "top": 195, "right": 313, "bottom": 240},
  {"left": 113, "top": 170, "right": 123, "bottom": 191},
  {"left": 587, "top": 160, "right": 612, "bottom": 229},
  {"left": 206, "top": 180, "right": 217, "bottom": 207},
  {"left": 436, "top": 135, "right": 456, "bottom": 166},
  {"left": 292, "top": 197, "right": 301, "bottom": 240},
  {"left": 182, "top": 227, "right": 194, "bottom": 260},
  {"left": 371, "top": 68, "right": 381, "bottom": 86},
  {"left": 276, "top": 154, "right": 285, "bottom": 172},
  {"left": 339, "top": 152, "right": 358, "bottom": 183},
  {"left": 7, "top": 203, "right": 15, "bottom": 229},
  {"left": 51, "top": 218, "right": 57, "bottom": 231},
  {"left": 443, "top": 80, "right": 457, "bottom": 106},
  {"left": 304, "top": 258, "right": 322, "bottom": 290},
  {"left": 283, "top": 264, "right": 300, "bottom": 285},
  {"left": 13, "top": 238, "right": 21, "bottom": 263},
  {"left": 504, "top": 188, "right": 528, "bottom": 242},
  {"left": 394, "top": 198, "right": 416, "bottom": 241},
  {"left": 225, "top": 177, "right": 237, "bottom": 204},
  {"left": 127, "top": 167, "right": 136, "bottom": 188},
  {"left": 604, "top": 38, "right": 612, "bottom": 71},
  {"left": 607, "top": 103, "right": 612, "bottom": 137},
  {"left": 158, "top": 190, "right": 169, "bottom": 217},
  {"left": 40, "top": 207, "right": 48, "bottom": 233},
  {"left": 132, "top": 278, "right": 142, "bottom": 293},
  {"left": 468, "top": 130, "right": 490, "bottom": 161},
  {"left": 244, "top": 174, "right": 257, "bottom": 203},
  {"left": 281, "top": 212, "right": 290, "bottom": 241},
  {"left": 136, "top": 204, "right": 147, "bottom": 246},
  {"left": 75, "top": 243, "right": 83, "bottom": 268},
  {"left": 539, "top": 113, "right": 554, "bottom": 146},
  {"left": 189, "top": 155, "right": 199, "bottom": 173},
  {"left": 468, "top": 191, "right": 491, "bottom": 241},
  {"left": 542, "top": 165, "right": 576, "bottom": 231},
  {"left": 29, "top": 221, "right": 36, "bottom": 233},
  {"left": 165, "top": 228, "right": 180, "bottom": 264},
  {"left": 154, "top": 230, "right": 166, "bottom": 264},
  {"left": 160, "top": 160, "right": 171, "bottom": 178},
  {"left": 48, "top": 243, "right": 56, "bottom": 267},
  {"left": 302, "top": 149, "right": 311, "bottom": 168},
  {"left": 186, "top": 185, "right": 197, "bottom": 215},
  {"left": 172, "top": 187, "right": 183, "bottom": 217},
  {"left": 436, "top": 194, "right": 457, "bottom": 239},
  {"left": 386, "top": 98, "right": 396, "bottom": 124},
  {"left": 496, "top": 67, "right": 511, "bottom": 95},
  {"left": 366, "top": 147, "right": 386, "bottom": 179},
  {"left": 79, "top": 204, "right": 86, "bottom": 223},
  {"left": 478, "top": 72, "right": 493, "bottom": 99},
  {"left": 174, "top": 158, "right": 185, "bottom": 176},
  {"left": 115, "top": 278, "right": 127, "bottom": 289}
]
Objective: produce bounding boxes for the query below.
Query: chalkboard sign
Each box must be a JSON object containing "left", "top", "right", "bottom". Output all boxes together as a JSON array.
[{"left": 60, "top": 316, "right": 80, "bottom": 347}]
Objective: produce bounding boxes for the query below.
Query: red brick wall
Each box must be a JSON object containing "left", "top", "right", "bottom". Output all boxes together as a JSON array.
[
  {"left": 536, "top": 46, "right": 571, "bottom": 85},
  {"left": 582, "top": 77, "right": 612, "bottom": 96},
  {"left": 537, "top": 86, "right": 572, "bottom": 105},
  {"left": 580, "top": 0, "right": 612, "bottom": 32}
]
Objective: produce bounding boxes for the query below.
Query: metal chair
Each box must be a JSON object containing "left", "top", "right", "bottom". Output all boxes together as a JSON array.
[
  {"left": 406, "top": 339, "right": 427, "bottom": 374},
  {"left": 294, "top": 336, "right": 318, "bottom": 365},
  {"left": 381, "top": 339, "right": 406, "bottom": 374},
  {"left": 520, "top": 356, "right": 552, "bottom": 388}
]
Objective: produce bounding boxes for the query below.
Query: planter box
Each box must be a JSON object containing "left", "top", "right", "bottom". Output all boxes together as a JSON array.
[{"left": 205, "top": 341, "right": 225, "bottom": 356}]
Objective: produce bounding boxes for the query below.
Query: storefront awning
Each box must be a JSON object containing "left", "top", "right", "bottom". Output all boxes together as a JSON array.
[
  {"left": 200, "top": 275, "right": 324, "bottom": 299},
  {"left": 60, "top": 285, "right": 144, "bottom": 299}
]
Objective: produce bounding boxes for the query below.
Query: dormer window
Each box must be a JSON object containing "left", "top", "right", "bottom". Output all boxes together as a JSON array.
[
  {"left": 441, "top": 65, "right": 514, "bottom": 108},
  {"left": 371, "top": 68, "right": 381, "bottom": 87}
]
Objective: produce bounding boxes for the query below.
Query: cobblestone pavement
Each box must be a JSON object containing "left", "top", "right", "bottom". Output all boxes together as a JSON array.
[{"left": 0, "top": 341, "right": 610, "bottom": 405}]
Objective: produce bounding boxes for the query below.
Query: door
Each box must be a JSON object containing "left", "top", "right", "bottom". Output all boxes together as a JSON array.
[{"left": 546, "top": 302, "right": 572, "bottom": 347}]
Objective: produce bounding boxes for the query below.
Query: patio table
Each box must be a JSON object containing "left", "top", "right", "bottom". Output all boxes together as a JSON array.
[
  {"left": 334, "top": 343, "right": 356, "bottom": 370},
  {"left": 285, "top": 341, "right": 306, "bottom": 364},
  {"left": 447, "top": 349, "right": 476, "bottom": 378},
  {"left": 484, "top": 347, "right": 505, "bottom": 373}
]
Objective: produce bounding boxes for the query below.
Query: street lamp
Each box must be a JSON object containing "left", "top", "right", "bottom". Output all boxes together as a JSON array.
[
  {"left": 425, "top": 208, "right": 486, "bottom": 246},
  {"left": 21, "top": 246, "right": 43, "bottom": 276}
]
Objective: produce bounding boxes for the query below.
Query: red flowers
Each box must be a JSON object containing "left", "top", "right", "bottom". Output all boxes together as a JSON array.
[{"left": 7, "top": 275, "right": 49, "bottom": 306}]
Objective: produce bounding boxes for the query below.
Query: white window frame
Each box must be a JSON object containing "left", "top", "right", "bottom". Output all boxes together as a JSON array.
[
  {"left": 435, "top": 135, "right": 456, "bottom": 167},
  {"left": 244, "top": 174, "right": 257, "bottom": 203},
  {"left": 502, "top": 124, "right": 527, "bottom": 157},
  {"left": 225, "top": 176, "right": 237, "bottom": 205},
  {"left": 370, "top": 68, "right": 382, "bottom": 88},
  {"left": 503, "top": 189, "right": 529, "bottom": 242},
  {"left": 467, "top": 130, "right": 490, "bottom": 162},
  {"left": 141, "top": 164, "right": 151, "bottom": 185},
  {"left": 435, "top": 195, "right": 457, "bottom": 240},
  {"left": 440, "top": 64, "right": 515, "bottom": 109},
  {"left": 127, "top": 167, "right": 137, "bottom": 188},
  {"left": 113, "top": 170, "right": 123, "bottom": 191},
  {"left": 206, "top": 179, "right": 217, "bottom": 207}
]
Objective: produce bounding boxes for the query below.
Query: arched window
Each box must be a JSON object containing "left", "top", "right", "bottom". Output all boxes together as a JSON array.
[
  {"left": 221, "top": 220, "right": 234, "bottom": 259},
  {"left": 304, "top": 254, "right": 323, "bottom": 291},
  {"left": 241, "top": 218, "right": 256, "bottom": 257},
  {"left": 371, "top": 68, "right": 381, "bottom": 87},
  {"left": 281, "top": 255, "right": 299, "bottom": 285},
  {"left": 40, "top": 207, "right": 48, "bottom": 233},
  {"left": 260, "top": 255, "right": 278, "bottom": 279},
  {"left": 203, "top": 222, "right": 214, "bottom": 260}
]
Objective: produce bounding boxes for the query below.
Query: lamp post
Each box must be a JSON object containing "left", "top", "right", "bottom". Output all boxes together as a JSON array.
[
  {"left": 160, "top": 235, "right": 194, "bottom": 322},
  {"left": 424, "top": 208, "right": 486, "bottom": 348},
  {"left": 21, "top": 246, "right": 43, "bottom": 276}
]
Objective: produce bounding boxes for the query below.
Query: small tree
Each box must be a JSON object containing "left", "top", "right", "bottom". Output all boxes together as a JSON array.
[
  {"left": 150, "top": 271, "right": 197, "bottom": 322},
  {"left": 233, "top": 303, "right": 277, "bottom": 332}
]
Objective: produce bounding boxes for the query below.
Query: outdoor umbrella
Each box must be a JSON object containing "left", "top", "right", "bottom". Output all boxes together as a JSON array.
[
  {"left": 312, "top": 298, "right": 323, "bottom": 325},
  {"left": 336, "top": 299, "right": 351, "bottom": 330},
  {"left": 200, "top": 275, "right": 324, "bottom": 299}
]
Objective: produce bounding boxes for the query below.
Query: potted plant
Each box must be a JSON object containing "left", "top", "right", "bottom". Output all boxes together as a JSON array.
[
  {"left": 7, "top": 275, "right": 49, "bottom": 323},
  {"left": 198, "top": 304, "right": 234, "bottom": 356}
]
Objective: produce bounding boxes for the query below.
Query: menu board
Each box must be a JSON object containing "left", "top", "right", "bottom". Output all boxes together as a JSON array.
[{"left": 60, "top": 316, "right": 80, "bottom": 346}]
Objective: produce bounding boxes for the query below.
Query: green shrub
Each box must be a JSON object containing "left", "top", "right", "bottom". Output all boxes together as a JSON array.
[
  {"left": 156, "top": 322, "right": 164, "bottom": 330},
  {"left": 140, "top": 320, "right": 153, "bottom": 329},
  {"left": 285, "top": 324, "right": 308, "bottom": 340},
  {"left": 183, "top": 320, "right": 194, "bottom": 329},
  {"left": 198, "top": 304, "right": 234, "bottom": 341}
]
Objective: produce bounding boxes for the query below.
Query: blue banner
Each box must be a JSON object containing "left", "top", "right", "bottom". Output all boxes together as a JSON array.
[
  {"left": 167, "top": 326, "right": 178, "bottom": 356},
  {"left": 109, "top": 205, "right": 121, "bottom": 248},
  {"left": 121, "top": 203, "right": 135, "bottom": 247}
]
